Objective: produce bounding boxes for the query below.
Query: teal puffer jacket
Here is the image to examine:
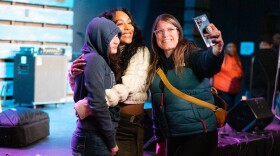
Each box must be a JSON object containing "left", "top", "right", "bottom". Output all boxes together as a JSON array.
[{"left": 150, "top": 68, "right": 217, "bottom": 137}]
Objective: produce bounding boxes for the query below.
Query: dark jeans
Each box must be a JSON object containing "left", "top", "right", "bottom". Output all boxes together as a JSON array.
[
  {"left": 71, "top": 128, "right": 109, "bottom": 156},
  {"left": 116, "top": 112, "right": 144, "bottom": 156},
  {"left": 166, "top": 130, "right": 218, "bottom": 156}
]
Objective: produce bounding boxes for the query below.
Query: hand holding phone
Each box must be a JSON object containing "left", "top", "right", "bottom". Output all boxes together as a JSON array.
[{"left": 193, "top": 14, "right": 215, "bottom": 47}]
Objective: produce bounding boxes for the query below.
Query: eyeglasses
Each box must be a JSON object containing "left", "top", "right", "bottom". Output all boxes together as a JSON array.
[{"left": 154, "top": 27, "right": 177, "bottom": 37}]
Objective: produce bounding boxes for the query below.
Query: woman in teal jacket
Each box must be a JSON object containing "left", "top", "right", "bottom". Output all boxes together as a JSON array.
[{"left": 147, "top": 14, "right": 224, "bottom": 156}]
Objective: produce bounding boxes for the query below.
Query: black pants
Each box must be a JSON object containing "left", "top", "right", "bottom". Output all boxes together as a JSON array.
[
  {"left": 167, "top": 130, "right": 218, "bottom": 156},
  {"left": 116, "top": 112, "right": 144, "bottom": 156}
]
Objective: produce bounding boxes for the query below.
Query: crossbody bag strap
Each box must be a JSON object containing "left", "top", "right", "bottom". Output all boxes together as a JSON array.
[{"left": 156, "top": 67, "right": 218, "bottom": 111}]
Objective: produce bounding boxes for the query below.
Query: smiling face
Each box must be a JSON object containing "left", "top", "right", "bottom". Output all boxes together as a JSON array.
[
  {"left": 113, "top": 11, "right": 134, "bottom": 45},
  {"left": 154, "top": 20, "right": 179, "bottom": 58}
]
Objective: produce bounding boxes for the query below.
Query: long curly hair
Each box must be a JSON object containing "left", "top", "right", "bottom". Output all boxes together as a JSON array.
[{"left": 99, "top": 8, "right": 145, "bottom": 83}]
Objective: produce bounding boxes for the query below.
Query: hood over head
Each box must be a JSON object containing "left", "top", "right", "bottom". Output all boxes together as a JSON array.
[{"left": 81, "top": 17, "right": 121, "bottom": 63}]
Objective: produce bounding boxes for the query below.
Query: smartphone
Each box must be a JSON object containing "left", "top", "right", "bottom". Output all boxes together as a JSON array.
[{"left": 193, "top": 14, "right": 214, "bottom": 47}]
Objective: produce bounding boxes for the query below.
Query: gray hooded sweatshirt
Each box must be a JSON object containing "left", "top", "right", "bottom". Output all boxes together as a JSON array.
[{"left": 74, "top": 17, "right": 121, "bottom": 149}]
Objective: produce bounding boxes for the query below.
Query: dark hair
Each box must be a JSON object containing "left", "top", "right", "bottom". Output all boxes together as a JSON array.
[
  {"left": 99, "top": 8, "right": 145, "bottom": 83},
  {"left": 259, "top": 34, "right": 273, "bottom": 45},
  {"left": 224, "top": 42, "right": 242, "bottom": 68}
]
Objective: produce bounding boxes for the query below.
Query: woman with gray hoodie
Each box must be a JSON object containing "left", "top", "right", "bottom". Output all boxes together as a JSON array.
[{"left": 71, "top": 17, "right": 122, "bottom": 156}]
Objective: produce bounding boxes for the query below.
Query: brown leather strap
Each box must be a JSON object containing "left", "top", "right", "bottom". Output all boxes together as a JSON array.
[{"left": 156, "top": 67, "right": 218, "bottom": 111}]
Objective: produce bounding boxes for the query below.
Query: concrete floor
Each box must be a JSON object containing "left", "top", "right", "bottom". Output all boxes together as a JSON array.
[{"left": 0, "top": 103, "right": 156, "bottom": 156}]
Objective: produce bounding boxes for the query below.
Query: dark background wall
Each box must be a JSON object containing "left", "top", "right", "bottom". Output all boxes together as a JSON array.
[
  {"left": 72, "top": 0, "right": 280, "bottom": 55},
  {"left": 210, "top": 0, "right": 280, "bottom": 46}
]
